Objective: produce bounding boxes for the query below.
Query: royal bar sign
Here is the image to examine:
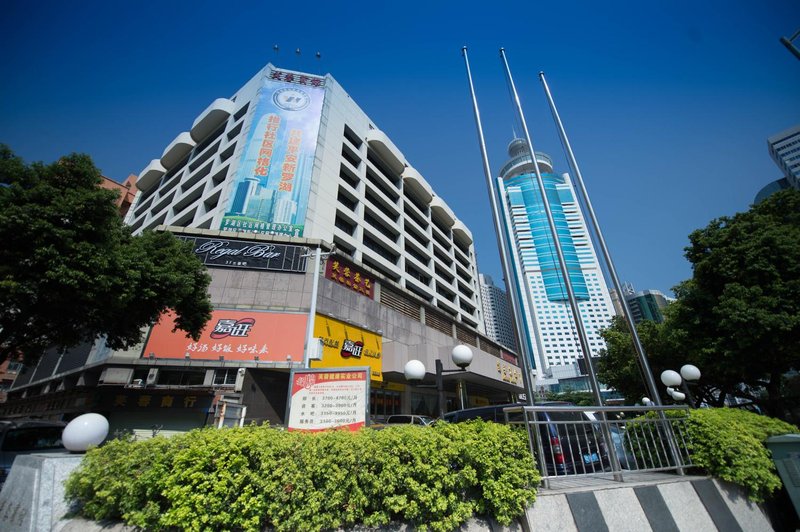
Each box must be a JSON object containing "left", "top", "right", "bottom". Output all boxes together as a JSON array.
[{"left": 179, "top": 236, "right": 307, "bottom": 273}]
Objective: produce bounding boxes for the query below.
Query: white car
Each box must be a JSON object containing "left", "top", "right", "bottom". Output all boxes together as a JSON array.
[{"left": 384, "top": 415, "right": 435, "bottom": 426}]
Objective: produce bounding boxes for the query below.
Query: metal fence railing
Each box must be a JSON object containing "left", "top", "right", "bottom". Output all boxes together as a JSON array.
[{"left": 502, "top": 404, "right": 693, "bottom": 487}]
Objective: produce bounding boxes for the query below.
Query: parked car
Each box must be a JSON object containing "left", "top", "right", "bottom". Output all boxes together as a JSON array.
[
  {"left": 443, "top": 403, "right": 608, "bottom": 475},
  {"left": 584, "top": 411, "right": 637, "bottom": 469},
  {"left": 385, "top": 414, "right": 435, "bottom": 426},
  {"left": 0, "top": 419, "right": 66, "bottom": 488}
]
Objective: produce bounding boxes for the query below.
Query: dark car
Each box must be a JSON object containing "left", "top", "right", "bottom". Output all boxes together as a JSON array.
[
  {"left": 443, "top": 403, "right": 608, "bottom": 476},
  {"left": 0, "top": 419, "right": 66, "bottom": 488}
]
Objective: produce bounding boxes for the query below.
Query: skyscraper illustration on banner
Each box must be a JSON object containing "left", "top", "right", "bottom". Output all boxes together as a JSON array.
[
  {"left": 497, "top": 139, "right": 615, "bottom": 376},
  {"left": 221, "top": 69, "right": 326, "bottom": 236}
]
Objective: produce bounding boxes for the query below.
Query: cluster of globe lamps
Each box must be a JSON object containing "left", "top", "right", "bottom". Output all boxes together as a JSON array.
[{"left": 643, "top": 364, "right": 701, "bottom": 408}]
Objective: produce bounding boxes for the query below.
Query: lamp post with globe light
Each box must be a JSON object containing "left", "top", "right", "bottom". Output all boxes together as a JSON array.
[
  {"left": 660, "top": 365, "right": 701, "bottom": 408},
  {"left": 403, "top": 345, "right": 473, "bottom": 419}
]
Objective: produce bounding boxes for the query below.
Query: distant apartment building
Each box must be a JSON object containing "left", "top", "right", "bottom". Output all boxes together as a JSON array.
[
  {"left": 496, "top": 139, "right": 615, "bottom": 378},
  {"left": 478, "top": 274, "right": 517, "bottom": 350},
  {"left": 100, "top": 174, "right": 138, "bottom": 218},
  {"left": 610, "top": 283, "right": 673, "bottom": 324},
  {"left": 768, "top": 124, "right": 800, "bottom": 189},
  {"left": 756, "top": 124, "right": 800, "bottom": 203}
]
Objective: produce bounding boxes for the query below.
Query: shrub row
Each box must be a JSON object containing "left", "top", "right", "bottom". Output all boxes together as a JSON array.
[
  {"left": 625, "top": 407, "right": 796, "bottom": 502},
  {"left": 65, "top": 420, "right": 540, "bottom": 531},
  {"left": 684, "top": 407, "right": 796, "bottom": 501}
]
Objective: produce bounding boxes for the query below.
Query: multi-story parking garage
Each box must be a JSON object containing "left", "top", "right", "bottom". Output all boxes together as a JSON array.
[{"left": 3, "top": 64, "right": 524, "bottom": 434}]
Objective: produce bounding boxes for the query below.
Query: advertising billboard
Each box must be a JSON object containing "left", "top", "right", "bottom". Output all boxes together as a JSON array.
[
  {"left": 144, "top": 310, "right": 307, "bottom": 362},
  {"left": 220, "top": 68, "right": 326, "bottom": 236},
  {"left": 311, "top": 315, "right": 382, "bottom": 381},
  {"left": 286, "top": 368, "right": 369, "bottom": 432}
]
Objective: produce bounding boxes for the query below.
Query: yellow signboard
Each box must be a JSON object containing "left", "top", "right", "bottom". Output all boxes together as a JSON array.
[{"left": 312, "top": 315, "right": 382, "bottom": 381}]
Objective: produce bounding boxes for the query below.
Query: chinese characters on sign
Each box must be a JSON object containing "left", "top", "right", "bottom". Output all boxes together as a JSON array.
[
  {"left": 256, "top": 115, "right": 281, "bottom": 176},
  {"left": 279, "top": 129, "right": 301, "bottom": 192},
  {"left": 144, "top": 310, "right": 307, "bottom": 362},
  {"left": 340, "top": 339, "right": 363, "bottom": 358},
  {"left": 268, "top": 69, "right": 325, "bottom": 87},
  {"left": 325, "top": 258, "right": 374, "bottom": 298},
  {"left": 104, "top": 391, "right": 212, "bottom": 411},
  {"left": 287, "top": 369, "right": 368, "bottom": 432},
  {"left": 496, "top": 362, "right": 523, "bottom": 385},
  {"left": 210, "top": 318, "right": 254, "bottom": 339}
]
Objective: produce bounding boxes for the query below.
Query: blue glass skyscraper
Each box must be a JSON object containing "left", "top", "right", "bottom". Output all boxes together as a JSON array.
[{"left": 497, "top": 139, "right": 615, "bottom": 381}]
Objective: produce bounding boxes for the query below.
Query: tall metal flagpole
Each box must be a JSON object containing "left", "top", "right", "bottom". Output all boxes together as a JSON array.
[
  {"left": 538, "top": 72, "right": 662, "bottom": 404},
  {"left": 461, "top": 46, "right": 534, "bottom": 405},
  {"left": 498, "top": 48, "right": 604, "bottom": 407},
  {"left": 539, "top": 72, "right": 684, "bottom": 475}
]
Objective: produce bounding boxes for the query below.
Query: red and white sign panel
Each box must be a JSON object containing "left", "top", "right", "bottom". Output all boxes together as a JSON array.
[
  {"left": 287, "top": 369, "right": 369, "bottom": 432},
  {"left": 144, "top": 310, "right": 307, "bottom": 362}
]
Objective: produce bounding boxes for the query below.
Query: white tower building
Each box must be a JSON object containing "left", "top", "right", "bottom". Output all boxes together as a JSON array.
[
  {"left": 478, "top": 274, "right": 517, "bottom": 350},
  {"left": 496, "top": 139, "right": 615, "bottom": 377}
]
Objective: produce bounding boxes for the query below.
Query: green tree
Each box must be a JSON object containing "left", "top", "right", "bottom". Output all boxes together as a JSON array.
[
  {"left": 543, "top": 389, "right": 596, "bottom": 406},
  {"left": 669, "top": 189, "right": 800, "bottom": 417},
  {"left": 0, "top": 146, "right": 212, "bottom": 363},
  {"left": 597, "top": 313, "right": 716, "bottom": 406},
  {"left": 599, "top": 190, "right": 800, "bottom": 416}
]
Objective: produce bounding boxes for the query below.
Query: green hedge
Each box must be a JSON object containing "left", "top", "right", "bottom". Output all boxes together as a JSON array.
[
  {"left": 685, "top": 408, "right": 796, "bottom": 502},
  {"left": 65, "top": 420, "right": 539, "bottom": 531},
  {"left": 625, "top": 408, "right": 796, "bottom": 502}
]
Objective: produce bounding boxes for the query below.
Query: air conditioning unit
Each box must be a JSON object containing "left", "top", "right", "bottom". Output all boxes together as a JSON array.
[
  {"left": 308, "top": 338, "right": 324, "bottom": 361},
  {"left": 146, "top": 368, "right": 159, "bottom": 385}
]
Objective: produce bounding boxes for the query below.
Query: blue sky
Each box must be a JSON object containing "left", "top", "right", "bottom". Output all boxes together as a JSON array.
[{"left": 2, "top": 1, "right": 798, "bottom": 295}]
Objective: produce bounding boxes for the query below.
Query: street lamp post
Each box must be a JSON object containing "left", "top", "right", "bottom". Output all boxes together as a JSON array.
[
  {"left": 404, "top": 345, "right": 473, "bottom": 419},
  {"left": 660, "top": 365, "right": 701, "bottom": 408}
]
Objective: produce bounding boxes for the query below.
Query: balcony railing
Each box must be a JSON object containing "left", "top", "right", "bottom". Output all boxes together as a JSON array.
[{"left": 499, "top": 152, "right": 554, "bottom": 178}]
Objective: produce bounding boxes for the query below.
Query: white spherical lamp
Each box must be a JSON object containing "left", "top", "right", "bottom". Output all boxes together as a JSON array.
[
  {"left": 680, "top": 364, "right": 701, "bottom": 382},
  {"left": 660, "top": 369, "right": 682, "bottom": 387},
  {"left": 404, "top": 360, "right": 426, "bottom": 382},
  {"left": 642, "top": 397, "right": 652, "bottom": 406},
  {"left": 670, "top": 391, "right": 686, "bottom": 402},
  {"left": 451, "top": 345, "right": 473, "bottom": 369},
  {"left": 62, "top": 413, "right": 109, "bottom": 452}
]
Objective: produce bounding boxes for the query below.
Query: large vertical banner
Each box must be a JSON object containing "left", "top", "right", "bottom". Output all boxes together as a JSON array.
[{"left": 221, "top": 69, "right": 326, "bottom": 236}]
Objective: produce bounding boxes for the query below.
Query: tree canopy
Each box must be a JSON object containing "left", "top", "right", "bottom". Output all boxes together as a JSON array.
[
  {"left": 0, "top": 146, "right": 212, "bottom": 364},
  {"left": 598, "top": 189, "right": 800, "bottom": 417}
]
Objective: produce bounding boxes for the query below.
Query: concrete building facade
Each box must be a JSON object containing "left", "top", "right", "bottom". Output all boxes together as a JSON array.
[
  {"left": 3, "top": 64, "right": 522, "bottom": 431},
  {"left": 3, "top": 230, "right": 523, "bottom": 433},
  {"left": 126, "top": 63, "right": 483, "bottom": 331},
  {"left": 478, "top": 274, "right": 517, "bottom": 351}
]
